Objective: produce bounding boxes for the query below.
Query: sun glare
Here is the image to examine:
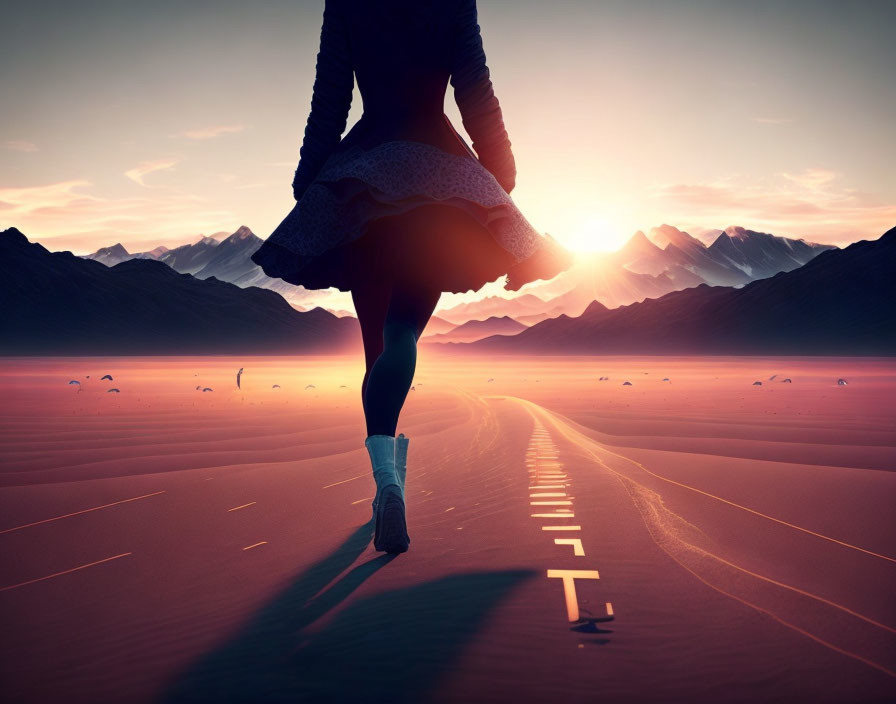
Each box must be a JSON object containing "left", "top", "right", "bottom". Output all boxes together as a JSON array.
[{"left": 559, "top": 215, "right": 634, "bottom": 253}]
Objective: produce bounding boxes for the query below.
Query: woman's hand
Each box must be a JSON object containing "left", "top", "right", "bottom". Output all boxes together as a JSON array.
[
  {"left": 292, "top": 167, "right": 309, "bottom": 202},
  {"left": 480, "top": 151, "right": 516, "bottom": 195},
  {"left": 499, "top": 173, "right": 515, "bottom": 194}
]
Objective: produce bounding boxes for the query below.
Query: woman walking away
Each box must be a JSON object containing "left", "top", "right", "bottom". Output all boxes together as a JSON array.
[{"left": 251, "top": 0, "right": 572, "bottom": 554}]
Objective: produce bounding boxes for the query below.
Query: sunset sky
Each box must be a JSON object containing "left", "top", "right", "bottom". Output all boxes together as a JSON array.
[{"left": 2, "top": 0, "right": 895, "bottom": 264}]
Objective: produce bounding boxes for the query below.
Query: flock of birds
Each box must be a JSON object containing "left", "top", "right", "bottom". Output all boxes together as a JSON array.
[
  {"left": 751, "top": 376, "right": 847, "bottom": 386},
  {"left": 67, "top": 374, "right": 119, "bottom": 393},
  {"left": 595, "top": 373, "right": 849, "bottom": 387},
  {"left": 65, "top": 367, "right": 325, "bottom": 395},
  {"left": 64, "top": 368, "right": 853, "bottom": 395},
  {"left": 598, "top": 374, "right": 671, "bottom": 385}
]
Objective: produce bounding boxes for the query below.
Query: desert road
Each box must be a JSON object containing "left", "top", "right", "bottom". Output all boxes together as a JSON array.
[{"left": 1, "top": 355, "right": 895, "bottom": 703}]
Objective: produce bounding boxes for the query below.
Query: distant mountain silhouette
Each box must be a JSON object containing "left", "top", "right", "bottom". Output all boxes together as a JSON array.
[
  {"left": 84, "top": 242, "right": 134, "bottom": 266},
  {"left": 691, "top": 227, "right": 724, "bottom": 246},
  {"left": 419, "top": 315, "right": 457, "bottom": 337},
  {"left": 437, "top": 293, "right": 548, "bottom": 325},
  {"left": 467, "top": 227, "right": 895, "bottom": 355},
  {"left": 610, "top": 230, "right": 670, "bottom": 276},
  {"left": 532, "top": 254, "right": 705, "bottom": 318},
  {"left": 642, "top": 224, "right": 834, "bottom": 285},
  {"left": 157, "top": 235, "right": 221, "bottom": 274},
  {"left": 82, "top": 227, "right": 321, "bottom": 306},
  {"left": 705, "top": 225, "right": 833, "bottom": 281},
  {"left": 84, "top": 242, "right": 172, "bottom": 266},
  {"left": 646, "top": 224, "right": 750, "bottom": 286},
  {"left": 2, "top": 228, "right": 359, "bottom": 354},
  {"left": 79, "top": 224, "right": 833, "bottom": 325},
  {"left": 192, "top": 225, "right": 262, "bottom": 283},
  {"left": 517, "top": 224, "right": 834, "bottom": 319},
  {"left": 135, "top": 245, "right": 170, "bottom": 259},
  {"left": 423, "top": 315, "right": 526, "bottom": 344},
  {"left": 514, "top": 310, "right": 566, "bottom": 326}
]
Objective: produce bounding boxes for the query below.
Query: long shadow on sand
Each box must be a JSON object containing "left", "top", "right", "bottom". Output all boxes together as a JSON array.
[{"left": 160, "top": 520, "right": 534, "bottom": 703}]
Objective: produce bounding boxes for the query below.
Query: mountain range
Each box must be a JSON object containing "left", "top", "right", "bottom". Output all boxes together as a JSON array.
[
  {"left": 465, "top": 227, "right": 895, "bottom": 355},
  {"left": 433, "top": 225, "right": 834, "bottom": 324},
  {"left": 1, "top": 228, "right": 359, "bottom": 355},
  {"left": 82, "top": 226, "right": 322, "bottom": 306},
  {"left": 436, "top": 293, "right": 554, "bottom": 326},
  {"left": 472, "top": 224, "right": 836, "bottom": 321},
  {"left": 422, "top": 315, "right": 527, "bottom": 344},
  {"left": 85, "top": 242, "right": 171, "bottom": 266},
  {"left": 7, "top": 222, "right": 889, "bottom": 355},
  {"left": 83, "top": 224, "right": 834, "bottom": 326}
]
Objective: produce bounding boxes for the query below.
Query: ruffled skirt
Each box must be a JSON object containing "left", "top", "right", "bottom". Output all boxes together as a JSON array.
[{"left": 251, "top": 140, "right": 571, "bottom": 293}]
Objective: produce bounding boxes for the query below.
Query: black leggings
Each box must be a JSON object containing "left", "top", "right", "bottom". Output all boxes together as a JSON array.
[{"left": 351, "top": 243, "right": 441, "bottom": 437}]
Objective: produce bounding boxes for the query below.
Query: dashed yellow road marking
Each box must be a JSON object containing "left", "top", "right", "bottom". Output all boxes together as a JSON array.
[
  {"left": 526, "top": 420, "right": 611, "bottom": 628},
  {"left": 0, "top": 492, "right": 166, "bottom": 535},
  {"left": 514, "top": 395, "right": 896, "bottom": 565},
  {"left": 546, "top": 569, "right": 601, "bottom": 622},
  {"left": 227, "top": 502, "right": 256, "bottom": 512},
  {"left": 322, "top": 473, "right": 367, "bottom": 489},
  {"left": 554, "top": 538, "right": 586, "bottom": 556},
  {"left": 542, "top": 525, "right": 582, "bottom": 531},
  {"left": 0, "top": 553, "right": 132, "bottom": 592}
]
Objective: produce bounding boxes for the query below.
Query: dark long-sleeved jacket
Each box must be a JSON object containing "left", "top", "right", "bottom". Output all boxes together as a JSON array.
[{"left": 291, "top": 0, "right": 516, "bottom": 200}]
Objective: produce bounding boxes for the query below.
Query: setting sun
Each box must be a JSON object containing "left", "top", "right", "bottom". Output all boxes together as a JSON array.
[{"left": 558, "top": 214, "right": 635, "bottom": 253}]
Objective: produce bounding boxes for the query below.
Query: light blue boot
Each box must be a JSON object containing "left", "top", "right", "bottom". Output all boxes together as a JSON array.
[
  {"left": 365, "top": 434, "right": 409, "bottom": 553},
  {"left": 372, "top": 433, "right": 408, "bottom": 514}
]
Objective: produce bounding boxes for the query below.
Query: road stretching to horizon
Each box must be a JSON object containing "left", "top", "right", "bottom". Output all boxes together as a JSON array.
[{"left": 1, "top": 355, "right": 894, "bottom": 703}]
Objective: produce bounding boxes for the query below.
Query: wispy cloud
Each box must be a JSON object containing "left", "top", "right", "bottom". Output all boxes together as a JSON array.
[
  {"left": 215, "top": 174, "right": 268, "bottom": 190},
  {"left": 649, "top": 169, "right": 896, "bottom": 245},
  {"left": 124, "top": 158, "right": 180, "bottom": 186},
  {"left": 751, "top": 116, "right": 794, "bottom": 125},
  {"left": 3, "top": 139, "right": 39, "bottom": 152},
  {"left": 781, "top": 168, "right": 836, "bottom": 189},
  {"left": 0, "top": 179, "right": 236, "bottom": 254},
  {"left": 173, "top": 124, "right": 246, "bottom": 140},
  {"left": 0, "top": 179, "right": 100, "bottom": 213}
]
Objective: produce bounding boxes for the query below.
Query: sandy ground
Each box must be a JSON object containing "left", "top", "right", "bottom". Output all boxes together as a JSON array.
[{"left": 0, "top": 353, "right": 894, "bottom": 703}]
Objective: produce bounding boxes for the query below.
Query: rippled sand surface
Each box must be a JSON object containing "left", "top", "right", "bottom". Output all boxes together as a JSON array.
[{"left": 1, "top": 354, "right": 894, "bottom": 703}]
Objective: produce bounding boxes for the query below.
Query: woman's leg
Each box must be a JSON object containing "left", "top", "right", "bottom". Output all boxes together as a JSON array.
[
  {"left": 362, "top": 275, "right": 441, "bottom": 437},
  {"left": 350, "top": 279, "right": 391, "bottom": 406}
]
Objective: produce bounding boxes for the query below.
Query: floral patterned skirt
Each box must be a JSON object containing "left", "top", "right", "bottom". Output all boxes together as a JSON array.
[{"left": 250, "top": 140, "right": 571, "bottom": 293}]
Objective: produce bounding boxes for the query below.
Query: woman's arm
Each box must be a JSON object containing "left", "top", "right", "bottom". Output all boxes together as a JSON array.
[
  {"left": 450, "top": 0, "right": 516, "bottom": 193},
  {"left": 292, "top": 0, "right": 354, "bottom": 201}
]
